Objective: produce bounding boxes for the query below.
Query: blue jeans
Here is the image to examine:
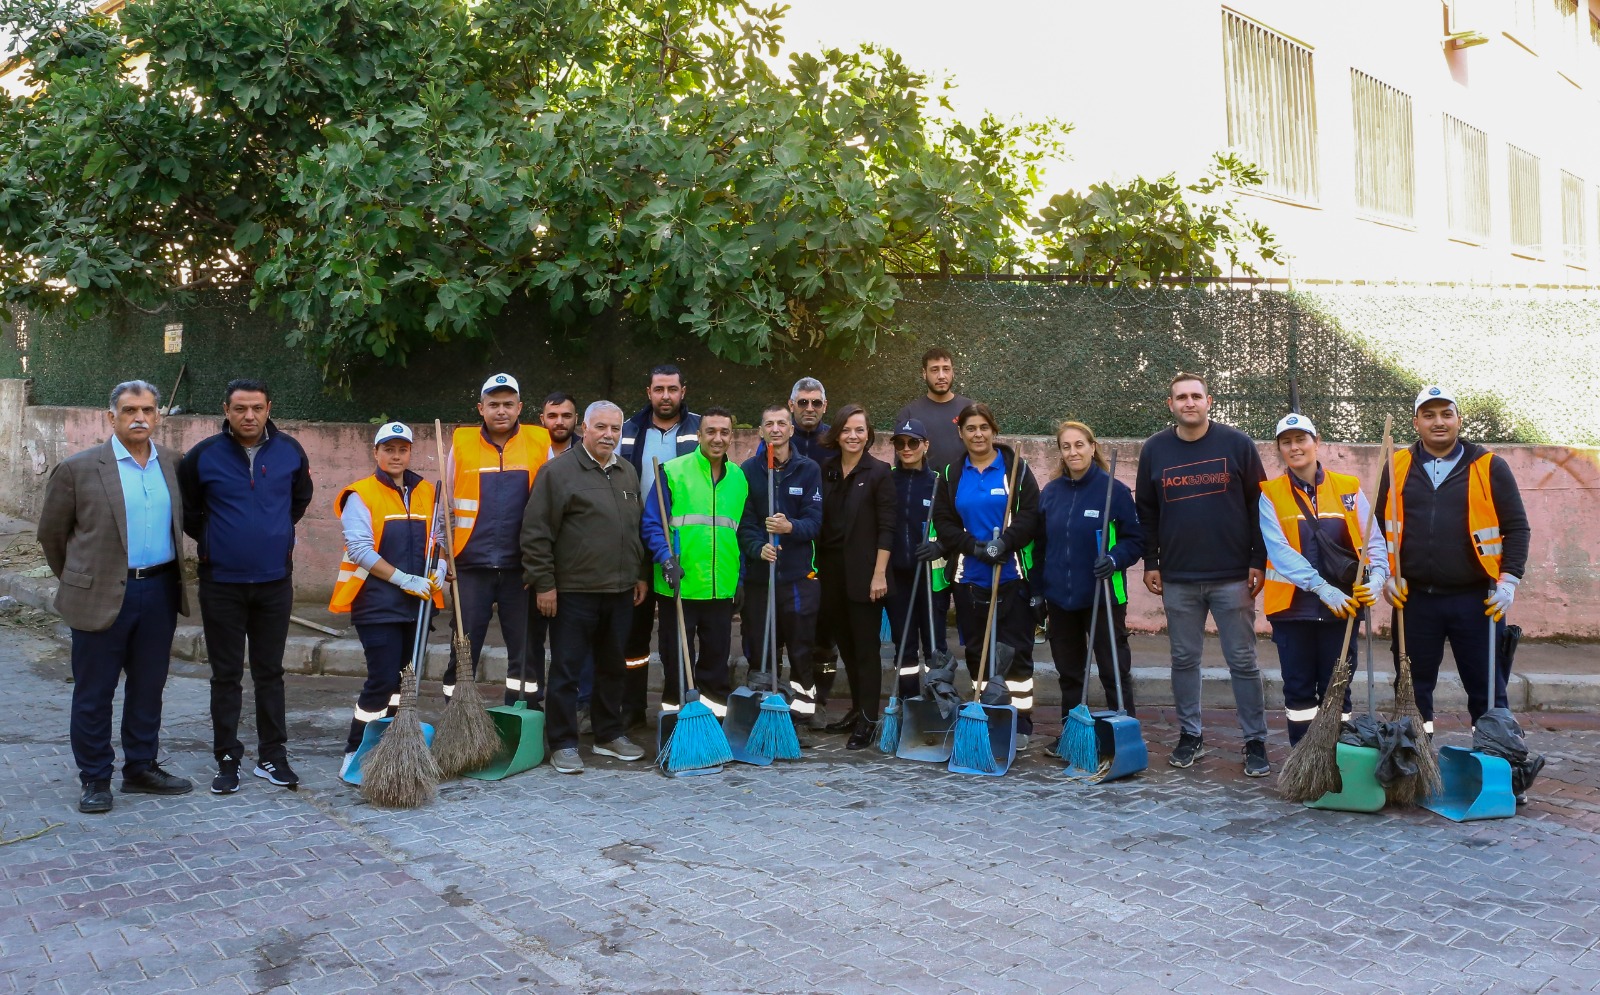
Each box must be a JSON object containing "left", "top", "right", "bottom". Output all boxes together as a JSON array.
[
  {"left": 70, "top": 572, "right": 180, "bottom": 783},
  {"left": 1161, "top": 579, "right": 1267, "bottom": 742}
]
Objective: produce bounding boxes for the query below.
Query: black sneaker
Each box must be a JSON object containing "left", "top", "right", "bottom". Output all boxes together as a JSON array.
[
  {"left": 79, "top": 779, "right": 113, "bottom": 814},
  {"left": 253, "top": 758, "right": 300, "bottom": 790},
  {"left": 1243, "top": 739, "right": 1271, "bottom": 777},
  {"left": 121, "top": 763, "right": 194, "bottom": 795},
  {"left": 1168, "top": 733, "right": 1206, "bottom": 769},
  {"left": 211, "top": 756, "right": 241, "bottom": 794}
]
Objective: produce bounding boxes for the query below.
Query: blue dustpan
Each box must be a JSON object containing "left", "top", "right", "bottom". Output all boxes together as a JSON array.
[
  {"left": 947, "top": 703, "right": 1017, "bottom": 776},
  {"left": 1422, "top": 745, "right": 1515, "bottom": 821},
  {"left": 723, "top": 686, "right": 772, "bottom": 767},
  {"left": 1093, "top": 711, "right": 1147, "bottom": 781},
  {"left": 341, "top": 718, "right": 436, "bottom": 786}
]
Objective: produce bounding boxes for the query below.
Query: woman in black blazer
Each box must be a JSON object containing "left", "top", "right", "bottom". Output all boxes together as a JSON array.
[{"left": 817, "top": 404, "right": 897, "bottom": 749}]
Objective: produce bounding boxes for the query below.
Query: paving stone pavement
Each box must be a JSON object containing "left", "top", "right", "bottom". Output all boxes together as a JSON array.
[{"left": 3, "top": 624, "right": 1600, "bottom": 995}]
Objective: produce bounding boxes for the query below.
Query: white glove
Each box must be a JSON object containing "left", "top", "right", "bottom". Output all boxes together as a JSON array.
[
  {"left": 392, "top": 570, "right": 432, "bottom": 599},
  {"left": 1485, "top": 577, "right": 1518, "bottom": 622},
  {"left": 431, "top": 561, "right": 449, "bottom": 591},
  {"left": 1314, "top": 583, "right": 1357, "bottom": 619},
  {"left": 1383, "top": 575, "right": 1408, "bottom": 608}
]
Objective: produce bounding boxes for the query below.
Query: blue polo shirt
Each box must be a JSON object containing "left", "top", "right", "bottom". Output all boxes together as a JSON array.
[
  {"left": 954, "top": 455, "right": 1018, "bottom": 587},
  {"left": 112, "top": 435, "right": 175, "bottom": 570}
]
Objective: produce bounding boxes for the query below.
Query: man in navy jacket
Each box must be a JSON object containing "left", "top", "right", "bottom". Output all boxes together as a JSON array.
[
  {"left": 178, "top": 379, "right": 313, "bottom": 793},
  {"left": 737, "top": 403, "right": 824, "bottom": 723}
]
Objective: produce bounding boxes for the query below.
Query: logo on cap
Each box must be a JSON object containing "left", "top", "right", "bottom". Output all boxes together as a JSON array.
[
  {"left": 495, "top": 376, "right": 507, "bottom": 384},
  {"left": 1286, "top": 416, "right": 1298, "bottom": 425},
  {"left": 391, "top": 423, "right": 403, "bottom": 433},
  {"left": 901, "top": 422, "right": 913, "bottom": 432},
  {"left": 1428, "top": 387, "right": 1441, "bottom": 396}
]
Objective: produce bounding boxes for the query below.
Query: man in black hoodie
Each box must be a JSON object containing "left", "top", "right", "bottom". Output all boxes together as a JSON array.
[
  {"left": 1375, "top": 385, "right": 1531, "bottom": 735},
  {"left": 1135, "top": 373, "right": 1270, "bottom": 776}
]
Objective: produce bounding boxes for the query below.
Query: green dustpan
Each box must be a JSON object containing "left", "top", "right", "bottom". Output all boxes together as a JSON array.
[
  {"left": 1305, "top": 743, "right": 1386, "bottom": 812},
  {"left": 463, "top": 700, "right": 546, "bottom": 781}
]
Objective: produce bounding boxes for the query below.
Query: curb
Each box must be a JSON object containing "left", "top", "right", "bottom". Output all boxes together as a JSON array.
[{"left": 1, "top": 567, "right": 1592, "bottom": 712}]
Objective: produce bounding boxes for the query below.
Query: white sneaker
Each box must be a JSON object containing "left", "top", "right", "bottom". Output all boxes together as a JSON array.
[
  {"left": 1015, "top": 734, "right": 1031, "bottom": 752},
  {"left": 550, "top": 748, "right": 584, "bottom": 774},
  {"left": 593, "top": 737, "right": 645, "bottom": 761}
]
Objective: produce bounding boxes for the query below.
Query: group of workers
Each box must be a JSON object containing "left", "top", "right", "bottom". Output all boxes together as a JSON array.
[{"left": 37, "top": 354, "right": 1530, "bottom": 811}]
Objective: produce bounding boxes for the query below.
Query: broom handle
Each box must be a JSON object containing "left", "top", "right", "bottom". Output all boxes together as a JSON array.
[
  {"left": 1080, "top": 450, "right": 1119, "bottom": 708},
  {"left": 767, "top": 447, "right": 778, "bottom": 693},
  {"left": 973, "top": 452, "right": 1024, "bottom": 700},
  {"left": 652, "top": 458, "right": 696, "bottom": 695},
  {"left": 407, "top": 487, "right": 443, "bottom": 694},
  {"left": 893, "top": 521, "right": 932, "bottom": 688},
  {"left": 433, "top": 421, "right": 469, "bottom": 635},
  {"left": 922, "top": 529, "right": 939, "bottom": 681}
]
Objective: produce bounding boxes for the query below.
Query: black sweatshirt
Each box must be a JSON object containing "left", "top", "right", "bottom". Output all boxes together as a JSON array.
[
  {"left": 1374, "top": 441, "right": 1530, "bottom": 593},
  {"left": 1134, "top": 422, "right": 1267, "bottom": 583}
]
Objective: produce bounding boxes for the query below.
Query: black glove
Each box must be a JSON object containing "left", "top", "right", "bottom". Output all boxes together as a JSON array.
[
  {"left": 915, "top": 539, "right": 944, "bottom": 563},
  {"left": 662, "top": 556, "right": 684, "bottom": 591},
  {"left": 1093, "top": 554, "right": 1117, "bottom": 580},
  {"left": 1030, "top": 596, "right": 1048, "bottom": 626},
  {"left": 983, "top": 537, "right": 1009, "bottom": 563}
]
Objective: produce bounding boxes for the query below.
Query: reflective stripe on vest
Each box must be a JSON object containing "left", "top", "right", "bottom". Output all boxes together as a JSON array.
[
  {"left": 328, "top": 475, "right": 443, "bottom": 613},
  {"left": 449, "top": 424, "right": 550, "bottom": 557},
  {"left": 1261, "top": 470, "right": 1364, "bottom": 617},
  {"left": 652, "top": 450, "right": 748, "bottom": 599},
  {"left": 1386, "top": 450, "right": 1502, "bottom": 580}
]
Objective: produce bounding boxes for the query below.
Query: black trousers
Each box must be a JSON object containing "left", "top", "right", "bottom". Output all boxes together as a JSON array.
[
  {"left": 886, "top": 565, "right": 942, "bottom": 697},
  {"left": 743, "top": 577, "right": 821, "bottom": 714},
  {"left": 547, "top": 590, "right": 633, "bottom": 750},
  {"left": 952, "top": 580, "right": 1036, "bottom": 734},
  {"left": 1271, "top": 618, "right": 1356, "bottom": 745},
  {"left": 199, "top": 576, "right": 294, "bottom": 763},
  {"left": 818, "top": 553, "right": 885, "bottom": 721},
  {"left": 69, "top": 572, "right": 180, "bottom": 783},
  {"left": 621, "top": 594, "right": 658, "bottom": 718},
  {"left": 345, "top": 619, "right": 420, "bottom": 753},
  {"left": 1048, "top": 599, "right": 1136, "bottom": 718},
  {"left": 659, "top": 596, "right": 734, "bottom": 707},
  {"left": 1393, "top": 589, "right": 1508, "bottom": 726},
  {"left": 443, "top": 567, "right": 527, "bottom": 693}
]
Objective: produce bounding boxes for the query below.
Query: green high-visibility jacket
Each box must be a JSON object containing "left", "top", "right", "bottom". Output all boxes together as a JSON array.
[{"left": 647, "top": 449, "right": 748, "bottom": 599}]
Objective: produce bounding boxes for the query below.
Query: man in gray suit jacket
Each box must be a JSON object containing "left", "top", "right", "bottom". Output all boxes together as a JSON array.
[{"left": 37, "top": 380, "right": 194, "bottom": 813}]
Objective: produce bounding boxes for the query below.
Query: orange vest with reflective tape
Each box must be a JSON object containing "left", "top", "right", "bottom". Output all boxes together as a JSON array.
[
  {"left": 329, "top": 474, "right": 444, "bottom": 613},
  {"left": 1262, "top": 470, "right": 1365, "bottom": 617},
  {"left": 449, "top": 425, "right": 550, "bottom": 557},
  {"left": 1384, "top": 449, "right": 1502, "bottom": 580}
]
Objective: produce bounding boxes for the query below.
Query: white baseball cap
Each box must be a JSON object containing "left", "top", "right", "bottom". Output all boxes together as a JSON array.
[
  {"left": 481, "top": 373, "right": 520, "bottom": 396},
  {"left": 1273, "top": 413, "right": 1318, "bottom": 439},
  {"left": 1413, "top": 385, "right": 1456, "bottom": 413},
  {"left": 373, "top": 422, "right": 414, "bottom": 446}
]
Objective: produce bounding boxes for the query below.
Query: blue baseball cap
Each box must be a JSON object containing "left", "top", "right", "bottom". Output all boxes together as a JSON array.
[{"left": 891, "top": 418, "right": 929, "bottom": 442}]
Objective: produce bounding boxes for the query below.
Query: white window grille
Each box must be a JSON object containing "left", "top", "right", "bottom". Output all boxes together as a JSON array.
[
  {"left": 1350, "top": 71, "right": 1414, "bottom": 222},
  {"left": 1443, "top": 115, "right": 1491, "bottom": 241},
  {"left": 1221, "top": 9, "right": 1319, "bottom": 203},
  {"left": 1508, "top": 145, "right": 1543, "bottom": 256},
  {"left": 1561, "top": 170, "right": 1586, "bottom": 266}
]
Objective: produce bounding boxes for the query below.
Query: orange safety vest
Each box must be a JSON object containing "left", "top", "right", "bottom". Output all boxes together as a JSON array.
[
  {"left": 1262, "top": 470, "right": 1365, "bottom": 617},
  {"left": 1384, "top": 449, "right": 1503, "bottom": 580},
  {"left": 329, "top": 474, "right": 444, "bottom": 613},
  {"left": 449, "top": 424, "right": 551, "bottom": 557}
]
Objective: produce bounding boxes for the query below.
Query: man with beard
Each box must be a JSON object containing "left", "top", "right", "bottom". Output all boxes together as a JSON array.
[
  {"left": 788, "top": 378, "right": 832, "bottom": 461},
  {"left": 443, "top": 374, "right": 551, "bottom": 704},
  {"left": 541, "top": 391, "right": 578, "bottom": 458},
  {"left": 617, "top": 365, "right": 702, "bottom": 726},
  {"left": 896, "top": 348, "right": 972, "bottom": 666}
]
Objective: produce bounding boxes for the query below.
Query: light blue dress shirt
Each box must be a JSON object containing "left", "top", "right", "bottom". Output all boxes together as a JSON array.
[{"left": 111, "top": 435, "right": 175, "bottom": 570}]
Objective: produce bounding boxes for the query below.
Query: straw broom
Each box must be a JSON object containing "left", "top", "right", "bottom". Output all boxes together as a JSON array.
[
  {"left": 429, "top": 420, "right": 501, "bottom": 777},
  {"left": 360, "top": 665, "right": 440, "bottom": 808}
]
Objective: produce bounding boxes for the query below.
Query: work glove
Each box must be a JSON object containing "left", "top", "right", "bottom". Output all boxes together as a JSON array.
[
  {"left": 662, "top": 556, "right": 684, "bottom": 592},
  {"left": 1383, "top": 575, "right": 1408, "bottom": 608},
  {"left": 392, "top": 570, "right": 432, "bottom": 599},
  {"left": 1350, "top": 578, "right": 1378, "bottom": 608},
  {"left": 982, "top": 536, "right": 1009, "bottom": 564},
  {"left": 915, "top": 539, "right": 944, "bottom": 563},
  {"left": 1092, "top": 554, "right": 1117, "bottom": 580},
  {"left": 1314, "top": 583, "right": 1358, "bottom": 619},
  {"left": 431, "top": 561, "right": 449, "bottom": 593},
  {"left": 1485, "top": 577, "right": 1518, "bottom": 622},
  {"left": 1030, "top": 596, "right": 1048, "bottom": 626}
]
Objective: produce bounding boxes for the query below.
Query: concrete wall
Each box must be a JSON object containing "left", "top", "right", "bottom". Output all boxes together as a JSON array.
[{"left": 2, "top": 379, "right": 1596, "bottom": 637}]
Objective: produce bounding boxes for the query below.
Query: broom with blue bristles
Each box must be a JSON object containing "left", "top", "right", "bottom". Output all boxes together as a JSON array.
[
  {"left": 746, "top": 444, "right": 802, "bottom": 761},
  {"left": 950, "top": 455, "right": 1023, "bottom": 774},
  {"left": 1057, "top": 451, "right": 1119, "bottom": 772},
  {"left": 651, "top": 458, "right": 734, "bottom": 773}
]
